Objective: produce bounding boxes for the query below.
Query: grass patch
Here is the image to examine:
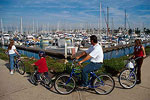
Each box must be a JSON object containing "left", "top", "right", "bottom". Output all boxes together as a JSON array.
[
  {"left": 0, "top": 53, "right": 9, "bottom": 61},
  {"left": 103, "top": 56, "right": 128, "bottom": 76},
  {"left": 145, "top": 46, "right": 150, "bottom": 56},
  {"left": 0, "top": 48, "right": 9, "bottom": 61}
]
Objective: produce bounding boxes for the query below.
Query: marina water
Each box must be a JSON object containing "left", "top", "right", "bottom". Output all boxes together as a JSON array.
[{"left": 1, "top": 42, "right": 150, "bottom": 61}]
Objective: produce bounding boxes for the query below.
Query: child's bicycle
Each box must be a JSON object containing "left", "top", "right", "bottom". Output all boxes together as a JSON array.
[
  {"left": 54, "top": 59, "right": 115, "bottom": 95},
  {"left": 13, "top": 55, "right": 25, "bottom": 75},
  {"left": 29, "top": 66, "right": 52, "bottom": 89},
  {"left": 118, "top": 57, "right": 142, "bottom": 89}
]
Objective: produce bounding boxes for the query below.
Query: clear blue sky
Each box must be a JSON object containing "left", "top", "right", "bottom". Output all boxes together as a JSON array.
[{"left": 0, "top": 0, "right": 150, "bottom": 29}]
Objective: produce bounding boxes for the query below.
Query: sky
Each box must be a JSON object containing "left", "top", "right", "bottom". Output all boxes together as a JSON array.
[{"left": 0, "top": 0, "right": 150, "bottom": 30}]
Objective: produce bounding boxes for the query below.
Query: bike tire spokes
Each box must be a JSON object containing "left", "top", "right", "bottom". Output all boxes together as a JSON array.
[
  {"left": 42, "top": 75, "right": 52, "bottom": 88},
  {"left": 119, "top": 69, "right": 136, "bottom": 89},
  {"left": 17, "top": 61, "right": 25, "bottom": 75},
  {"left": 29, "top": 74, "right": 37, "bottom": 85},
  {"left": 54, "top": 74, "right": 76, "bottom": 95},
  {"left": 93, "top": 74, "right": 115, "bottom": 95}
]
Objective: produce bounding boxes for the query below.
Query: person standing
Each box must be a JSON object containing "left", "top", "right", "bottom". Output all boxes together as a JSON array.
[
  {"left": 6, "top": 39, "right": 20, "bottom": 74},
  {"left": 133, "top": 39, "right": 146, "bottom": 84},
  {"left": 76, "top": 35, "right": 104, "bottom": 87}
]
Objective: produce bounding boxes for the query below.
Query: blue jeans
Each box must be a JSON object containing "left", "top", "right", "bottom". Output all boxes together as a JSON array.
[
  {"left": 81, "top": 62, "right": 102, "bottom": 86},
  {"left": 9, "top": 53, "right": 16, "bottom": 70}
]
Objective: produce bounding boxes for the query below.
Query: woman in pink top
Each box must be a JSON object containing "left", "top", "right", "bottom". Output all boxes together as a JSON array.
[{"left": 133, "top": 39, "right": 146, "bottom": 84}]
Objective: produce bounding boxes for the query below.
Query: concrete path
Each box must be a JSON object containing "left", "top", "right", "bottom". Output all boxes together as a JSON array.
[{"left": 0, "top": 57, "right": 150, "bottom": 100}]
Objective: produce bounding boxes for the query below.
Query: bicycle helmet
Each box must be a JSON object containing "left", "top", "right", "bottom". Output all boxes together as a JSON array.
[{"left": 39, "top": 51, "right": 46, "bottom": 57}]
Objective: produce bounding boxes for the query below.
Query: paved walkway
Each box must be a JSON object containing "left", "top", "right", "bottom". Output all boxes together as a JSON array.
[{"left": 0, "top": 57, "right": 150, "bottom": 100}]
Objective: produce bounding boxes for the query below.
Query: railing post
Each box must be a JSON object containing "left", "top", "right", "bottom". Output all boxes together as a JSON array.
[
  {"left": 65, "top": 42, "right": 67, "bottom": 59},
  {"left": 64, "top": 42, "right": 68, "bottom": 64}
]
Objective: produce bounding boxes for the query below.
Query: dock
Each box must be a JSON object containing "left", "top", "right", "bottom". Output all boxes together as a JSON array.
[{"left": 1, "top": 40, "right": 150, "bottom": 59}]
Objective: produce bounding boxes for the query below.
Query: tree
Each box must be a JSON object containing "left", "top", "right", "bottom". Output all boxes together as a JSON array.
[
  {"left": 145, "top": 29, "right": 150, "bottom": 34},
  {"left": 135, "top": 28, "right": 140, "bottom": 34},
  {"left": 128, "top": 29, "right": 132, "bottom": 35}
]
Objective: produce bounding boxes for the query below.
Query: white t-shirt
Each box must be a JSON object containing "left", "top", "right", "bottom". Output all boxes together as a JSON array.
[
  {"left": 9, "top": 45, "right": 16, "bottom": 55},
  {"left": 86, "top": 43, "right": 104, "bottom": 63}
]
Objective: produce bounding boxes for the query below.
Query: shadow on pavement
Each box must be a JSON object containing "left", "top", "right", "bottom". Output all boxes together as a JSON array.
[
  {"left": 26, "top": 76, "right": 59, "bottom": 94},
  {"left": 5, "top": 63, "right": 10, "bottom": 71}
]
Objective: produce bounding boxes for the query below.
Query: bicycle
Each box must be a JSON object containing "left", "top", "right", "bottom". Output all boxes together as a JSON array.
[
  {"left": 29, "top": 66, "right": 52, "bottom": 89},
  {"left": 118, "top": 57, "right": 142, "bottom": 89},
  {"left": 54, "top": 59, "right": 115, "bottom": 95},
  {"left": 13, "top": 55, "right": 25, "bottom": 75}
]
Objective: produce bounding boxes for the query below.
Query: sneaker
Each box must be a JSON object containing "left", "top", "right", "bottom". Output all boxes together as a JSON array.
[
  {"left": 37, "top": 80, "right": 41, "bottom": 82},
  {"left": 79, "top": 84, "right": 88, "bottom": 89},
  {"left": 136, "top": 80, "right": 141, "bottom": 84},
  {"left": 10, "top": 71, "right": 14, "bottom": 75}
]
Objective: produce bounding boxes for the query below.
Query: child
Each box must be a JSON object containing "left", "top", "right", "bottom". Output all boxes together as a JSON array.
[
  {"left": 6, "top": 39, "right": 20, "bottom": 74},
  {"left": 31, "top": 51, "right": 49, "bottom": 82}
]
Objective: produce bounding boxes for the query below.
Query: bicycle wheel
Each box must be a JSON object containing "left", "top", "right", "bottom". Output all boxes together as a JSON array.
[
  {"left": 54, "top": 74, "right": 76, "bottom": 95},
  {"left": 29, "top": 74, "right": 37, "bottom": 85},
  {"left": 93, "top": 74, "right": 115, "bottom": 95},
  {"left": 119, "top": 69, "right": 136, "bottom": 89},
  {"left": 17, "top": 60, "right": 25, "bottom": 75},
  {"left": 42, "top": 75, "right": 52, "bottom": 89}
]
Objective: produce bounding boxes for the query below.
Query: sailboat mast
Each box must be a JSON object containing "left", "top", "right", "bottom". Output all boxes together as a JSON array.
[
  {"left": 36, "top": 21, "right": 38, "bottom": 34},
  {"left": 107, "top": 7, "right": 109, "bottom": 37},
  {"left": 1, "top": 18, "right": 4, "bottom": 34},
  {"left": 99, "top": 2, "right": 102, "bottom": 35},
  {"left": 98, "top": 2, "right": 102, "bottom": 40},
  {"left": 48, "top": 22, "right": 50, "bottom": 33},
  {"left": 125, "top": 10, "right": 127, "bottom": 30},
  {"left": 57, "top": 21, "right": 60, "bottom": 32},
  {"left": 33, "top": 19, "right": 34, "bottom": 33},
  {"left": 142, "top": 22, "right": 145, "bottom": 33},
  {"left": 112, "top": 17, "right": 114, "bottom": 35},
  {"left": 20, "top": 17, "right": 23, "bottom": 34}
]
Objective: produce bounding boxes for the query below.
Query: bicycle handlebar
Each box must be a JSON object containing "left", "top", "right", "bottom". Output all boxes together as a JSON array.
[
  {"left": 129, "top": 56, "right": 143, "bottom": 61},
  {"left": 72, "top": 59, "right": 83, "bottom": 68},
  {"left": 16, "top": 55, "right": 21, "bottom": 59},
  {"left": 134, "top": 56, "right": 143, "bottom": 61},
  {"left": 72, "top": 59, "right": 78, "bottom": 62}
]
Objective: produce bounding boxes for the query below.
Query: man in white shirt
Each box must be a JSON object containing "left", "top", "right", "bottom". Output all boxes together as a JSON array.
[{"left": 76, "top": 35, "right": 104, "bottom": 87}]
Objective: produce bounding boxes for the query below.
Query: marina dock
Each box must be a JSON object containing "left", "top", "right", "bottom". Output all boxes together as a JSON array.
[{"left": 1, "top": 40, "right": 150, "bottom": 59}]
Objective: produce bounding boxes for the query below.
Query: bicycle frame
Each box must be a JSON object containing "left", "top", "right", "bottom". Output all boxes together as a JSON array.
[
  {"left": 31, "top": 69, "right": 49, "bottom": 83},
  {"left": 65, "top": 66, "right": 105, "bottom": 88},
  {"left": 127, "top": 68, "right": 136, "bottom": 80},
  {"left": 14, "top": 56, "right": 20, "bottom": 69},
  {"left": 65, "top": 68, "right": 80, "bottom": 85},
  {"left": 125, "top": 57, "right": 142, "bottom": 80},
  {"left": 89, "top": 72, "right": 104, "bottom": 88}
]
